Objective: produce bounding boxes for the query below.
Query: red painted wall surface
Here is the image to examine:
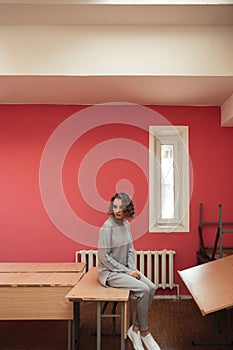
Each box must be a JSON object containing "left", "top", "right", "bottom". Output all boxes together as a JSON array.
[{"left": 0, "top": 104, "right": 233, "bottom": 294}]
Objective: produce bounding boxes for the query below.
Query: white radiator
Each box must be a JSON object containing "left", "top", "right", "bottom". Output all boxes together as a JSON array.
[
  {"left": 76, "top": 249, "right": 98, "bottom": 273},
  {"left": 76, "top": 249, "right": 179, "bottom": 298}
]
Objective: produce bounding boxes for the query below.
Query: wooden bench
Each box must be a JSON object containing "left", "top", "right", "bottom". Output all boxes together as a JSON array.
[{"left": 66, "top": 267, "right": 130, "bottom": 350}]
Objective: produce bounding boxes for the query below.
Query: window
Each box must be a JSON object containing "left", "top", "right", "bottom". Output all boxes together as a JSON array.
[{"left": 149, "top": 125, "right": 190, "bottom": 232}]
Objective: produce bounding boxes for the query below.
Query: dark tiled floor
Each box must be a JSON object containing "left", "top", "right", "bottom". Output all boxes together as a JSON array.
[{"left": 0, "top": 300, "right": 232, "bottom": 350}]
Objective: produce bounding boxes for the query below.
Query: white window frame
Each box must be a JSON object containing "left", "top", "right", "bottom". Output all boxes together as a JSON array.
[{"left": 149, "top": 125, "right": 190, "bottom": 233}]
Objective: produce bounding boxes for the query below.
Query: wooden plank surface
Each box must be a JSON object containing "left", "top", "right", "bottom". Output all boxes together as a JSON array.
[
  {"left": 178, "top": 255, "right": 233, "bottom": 316},
  {"left": 0, "top": 262, "right": 85, "bottom": 273},
  {"left": 66, "top": 267, "right": 129, "bottom": 302},
  {"left": 0, "top": 286, "right": 73, "bottom": 320},
  {"left": 0, "top": 272, "right": 83, "bottom": 286}
]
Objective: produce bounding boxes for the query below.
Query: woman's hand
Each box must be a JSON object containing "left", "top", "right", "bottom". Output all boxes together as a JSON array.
[{"left": 129, "top": 270, "right": 141, "bottom": 279}]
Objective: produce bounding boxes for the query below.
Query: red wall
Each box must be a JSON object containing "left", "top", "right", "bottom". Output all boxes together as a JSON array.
[{"left": 1, "top": 104, "right": 233, "bottom": 294}]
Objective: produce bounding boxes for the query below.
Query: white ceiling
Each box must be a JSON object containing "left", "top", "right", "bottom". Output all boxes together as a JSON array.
[{"left": 0, "top": 1, "right": 233, "bottom": 113}]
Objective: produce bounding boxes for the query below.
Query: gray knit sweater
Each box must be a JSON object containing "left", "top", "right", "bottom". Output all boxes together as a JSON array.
[{"left": 98, "top": 216, "right": 136, "bottom": 286}]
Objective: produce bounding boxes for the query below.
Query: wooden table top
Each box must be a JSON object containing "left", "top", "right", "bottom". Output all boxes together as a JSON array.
[
  {"left": 0, "top": 272, "right": 83, "bottom": 287},
  {"left": 66, "top": 267, "right": 129, "bottom": 302},
  {"left": 0, "top": 262, "right": 85, "bottom": 273},
  {"left": 178, "top": 255, "right": 233, "bottom": 316}
]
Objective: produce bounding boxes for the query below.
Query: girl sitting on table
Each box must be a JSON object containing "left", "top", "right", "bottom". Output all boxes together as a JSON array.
[{"left": 98, "top": 192, "right": 161, "bottom": 350}]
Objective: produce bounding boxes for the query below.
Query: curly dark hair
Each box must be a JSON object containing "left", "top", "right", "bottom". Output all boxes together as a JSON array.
[{"left": 108, "top": 192, "right": 135, "bottom": 218}]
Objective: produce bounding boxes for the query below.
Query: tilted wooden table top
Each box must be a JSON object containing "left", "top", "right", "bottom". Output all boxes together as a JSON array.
[{"left": 178, "top": 255, "right": 233, "bottom": 316}]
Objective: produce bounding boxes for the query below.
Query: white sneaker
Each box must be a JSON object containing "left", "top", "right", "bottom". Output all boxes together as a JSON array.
[
  {"left": 127, "top": 325, "right": 144, "bottom": 350},
  {"left": 141, "top": 332, "right": 161, "bottom": 350}
]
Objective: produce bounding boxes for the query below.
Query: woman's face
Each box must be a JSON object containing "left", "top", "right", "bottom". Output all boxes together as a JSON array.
[{"left": 113, "top": 198, "right": 124, "bottom": 220}]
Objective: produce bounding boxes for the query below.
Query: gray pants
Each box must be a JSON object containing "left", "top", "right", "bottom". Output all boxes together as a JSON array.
[{"left": 106, "top": 271, "right": 156, "bottom": 331}]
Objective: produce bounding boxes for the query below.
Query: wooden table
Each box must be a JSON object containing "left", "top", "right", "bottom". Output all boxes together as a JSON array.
[
  {"left": 0, "top": 262, "right": 85, "bottom": 350},
  {"left": 66, "top": 267, "right": 130, "bottom": 350},
  {"left": 178, "top": 255, "right": 233, "bottom": 345},
  {"left": 0, "top": 261, "right": 85, "bottom": 273}
]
